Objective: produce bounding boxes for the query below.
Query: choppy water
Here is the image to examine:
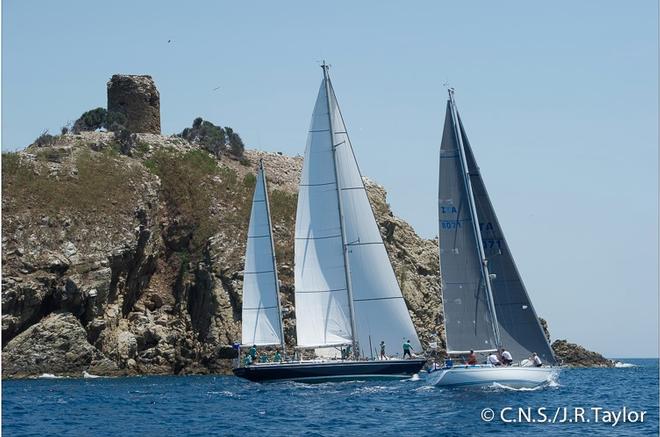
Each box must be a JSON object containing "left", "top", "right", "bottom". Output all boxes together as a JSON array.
[{"left": 2, "top": 359, "right": 657, "bottom": 436}]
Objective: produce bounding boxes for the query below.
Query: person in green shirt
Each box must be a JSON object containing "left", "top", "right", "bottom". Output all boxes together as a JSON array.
[
  {"left": 243, "top": 353, "right": 253, "bottom": 366},
  {"left": 249, "top": 345, "right": 257, "bottom": 361},
  {"left": 273, "top": 350, "right": 282, "bottom": 363},
  {"left": 259, "top": 353, "right": 269, "bottom": 363},
  {"left": 403, "top": 339, "right": 413, "bottom": 359}
]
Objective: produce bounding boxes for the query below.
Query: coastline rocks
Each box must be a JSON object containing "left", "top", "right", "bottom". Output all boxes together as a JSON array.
[
  {"left": 552, "top": 339, "right": 614, "bottom": 368},
  {"left": 2, "top": 312, "right": 102, "bottom": 378},
  {"left": 2, "top": 132, "right": 613, "bottom": 377}
]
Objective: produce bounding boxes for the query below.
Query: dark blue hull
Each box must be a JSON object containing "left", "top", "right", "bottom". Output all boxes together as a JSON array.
[{"left": 233, "top": 359, "right": 426, "bottom": 383}]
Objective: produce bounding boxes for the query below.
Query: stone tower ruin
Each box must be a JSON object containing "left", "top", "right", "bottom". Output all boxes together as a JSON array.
[{"left": 107, "top": 74, "right": 161, "bottom": 134}]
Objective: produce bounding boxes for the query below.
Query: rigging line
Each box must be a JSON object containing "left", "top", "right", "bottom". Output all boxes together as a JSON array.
[{"left": 243, "top": 270, "right": 275, "bottom": 275}]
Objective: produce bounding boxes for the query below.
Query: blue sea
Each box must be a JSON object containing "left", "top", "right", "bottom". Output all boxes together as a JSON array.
[{"left": 2, "top": 359, "right": 658, "bottom": 436}]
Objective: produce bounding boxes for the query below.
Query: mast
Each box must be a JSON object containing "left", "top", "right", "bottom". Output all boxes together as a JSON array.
[
  {"left": 322, "top": 61, "right": 359, "bottom": 359},
  {"left": 447, "top": 88, "right": 502, "bottom": 350},
  {"left": 260, "top": 159, "right": 286, "bottom": 356}
]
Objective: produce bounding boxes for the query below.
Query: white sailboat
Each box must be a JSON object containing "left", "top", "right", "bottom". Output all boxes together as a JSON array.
[
  {"left": 429, "top": 89, "right": 558, "bottom": 389},
  {"left": 239, "top": 159, "right": 286, "bottom": 353},
  {"left": 233, "top": 64, "right": 425, "bottom": 382}
]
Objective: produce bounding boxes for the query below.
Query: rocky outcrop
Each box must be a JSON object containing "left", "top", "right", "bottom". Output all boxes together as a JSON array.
[
  {"left": 107, "top": 75, "right": 160, "bottom": 134},
  {"left": 552, "top": 339, "right": 614, "bottom": 368},
  {"left": 2, "top": 312, "right": 106, "bottom": 378},
  {"left": 1, "top": 131, "right": 607, "bottom": 377}
]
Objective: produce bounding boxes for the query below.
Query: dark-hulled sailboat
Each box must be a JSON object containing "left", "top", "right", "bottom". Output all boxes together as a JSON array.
[
  {"left": 429, "top": 89, "right": 558, "bottom": 388},
  {"left": 233, "top": 65, "right": 425, "bottom": 382}
]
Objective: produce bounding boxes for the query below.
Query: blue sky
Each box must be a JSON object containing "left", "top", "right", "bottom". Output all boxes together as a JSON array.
[{"left": 2, "top": 1, "right": 658, "bottom": 358}]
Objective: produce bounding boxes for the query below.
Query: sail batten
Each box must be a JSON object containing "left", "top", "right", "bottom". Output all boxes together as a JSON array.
[{"left": 241, "top": 162, "right": 284, "bottom": 348}]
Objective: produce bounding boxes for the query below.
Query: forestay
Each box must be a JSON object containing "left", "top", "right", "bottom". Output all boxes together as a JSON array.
[
  {"left": 241, "top": 163, "right": 283, "bottom": 346},
  {"left": 438, "top": 100, "right": 499, "bottom": 354},
  {"left": 327, "top": 79, "right": 422, "bottom": 358},
  {"left": 458, "top": 115, "right": 557, "bottom": 365}
]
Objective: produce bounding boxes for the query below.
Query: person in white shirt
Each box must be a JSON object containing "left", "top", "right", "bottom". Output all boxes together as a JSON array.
[
  {"left": 501, "top": 348, "right": 513, "bottom": 366},
  {"left": 531, "top": 352, "right": 543, "bottom": 367},
  {"left": 487, "top": 353, "right": 501, "bottom": 366}
]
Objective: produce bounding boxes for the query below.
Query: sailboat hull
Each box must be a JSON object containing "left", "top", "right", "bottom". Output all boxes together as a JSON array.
[
  {"left": 428, "top": 365, "right": 558, "bottom": 389},
  {"left": 233, "top": 359, "right": 426, "bottom": 383}
]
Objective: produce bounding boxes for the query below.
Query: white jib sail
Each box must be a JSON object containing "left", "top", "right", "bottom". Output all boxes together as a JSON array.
[
  {"left": 326, "top": 79, "right": 422, "bottom": 358},
  {"left": 241, "top": 163, "right": 283, "bottom": 346},
  {"left": 294, "top": 81, "right": 354, "bottom": 348}
]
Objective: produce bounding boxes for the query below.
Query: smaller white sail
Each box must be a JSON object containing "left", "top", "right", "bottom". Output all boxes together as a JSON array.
[{"left": 241, "top": 162, "right": 284, "bottom": 346}]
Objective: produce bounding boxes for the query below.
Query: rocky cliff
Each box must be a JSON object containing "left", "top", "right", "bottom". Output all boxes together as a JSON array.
[{"left": 2, "top": 132, "right": 444, "bottom": 378}]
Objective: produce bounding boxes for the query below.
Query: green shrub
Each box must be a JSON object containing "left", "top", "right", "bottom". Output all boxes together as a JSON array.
[
  {"left": 34, "top": 130, "right": 56, "bottom": 147},
  {"left": 243, "top": 172, "right": 256, "bottom": 188},
  {"left": 179, "top": 117, "right": 226, "bottom": 157},
  {"left": 2, "top": 152, "right": 21, "bottom": 175},
  {"left": 179, "top": 118, "right": 246, "bottom": 158},
  {"left": 73, "top": 108, "right": 107, "bottom": 133}
]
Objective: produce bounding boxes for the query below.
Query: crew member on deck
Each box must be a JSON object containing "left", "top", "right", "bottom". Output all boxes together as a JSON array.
[
  {"left": 273, "top": 350, "right": 282, "bottom": 363},
  {"left": 380, "top": 341, "right": 386, "bottom": 360},
  {"left": 531, "top": 352, "right": 543, "bottom": 367},
  {"left": 403, "top": 339, "right": 413, "bottom": 358},
  {"left": 259, "top": 353, "right": 269, "bottom": 363},
  {"left": 467, "top": 350, "right": 477, "bottom": 365},
  {"left": 487, "top": 352, "right": 502, "bottom": 366},
  {"left": 249, "top": 345, "right": 257, "bottom": 361},
  {"left": 501, "top": 348, "right": 513, "bottom": 366},
  {"left": 244, "top": 353, "right": 253, "bottom": 366}
]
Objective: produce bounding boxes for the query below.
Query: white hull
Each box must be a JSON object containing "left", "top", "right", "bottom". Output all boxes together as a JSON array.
[{"left": 428, "top": 365, "right": 558, "bottom": 389}]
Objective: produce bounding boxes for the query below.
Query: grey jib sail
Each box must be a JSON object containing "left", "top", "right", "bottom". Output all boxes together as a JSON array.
[
  {"left": 438, "top": 100, "right": 498, "bottom": 354},
  {"left": 458, "top": 114, "right": 556, "bottom": 365}
]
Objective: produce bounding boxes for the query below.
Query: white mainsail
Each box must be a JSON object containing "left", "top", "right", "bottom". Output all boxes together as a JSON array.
[
  {"left": 241, "top": 161, "right": 285, "bottom": 347},
  {"left": 294, "top": 79, "right": 354, "bottom": 348},
  {"left": 295, "top": 65, "right": 422, "bottom": 357}
]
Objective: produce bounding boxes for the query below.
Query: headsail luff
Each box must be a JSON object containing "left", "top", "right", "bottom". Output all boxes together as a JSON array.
[
  {"left": 438, "top": 96, "right": 499, "bottom": 354},
  {"left": 241, "top": 161, "right": 285, "bottom": 348},
  {"left": 458, "top": 114, "right": 557, "bottom": 365}
]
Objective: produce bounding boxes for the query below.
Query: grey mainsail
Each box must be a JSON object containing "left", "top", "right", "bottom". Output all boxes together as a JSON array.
[
  {"left": 458, "top": 115, "right": 557, "bottom": 364},
  {"left": 438, "top": 99, "right": 499, "bottom": 354}
]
